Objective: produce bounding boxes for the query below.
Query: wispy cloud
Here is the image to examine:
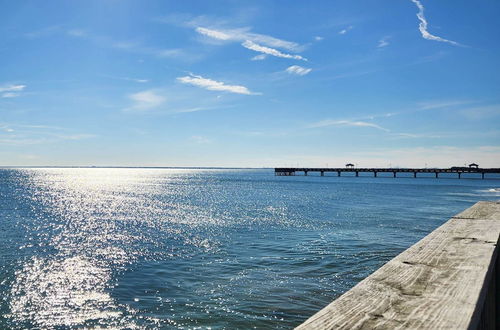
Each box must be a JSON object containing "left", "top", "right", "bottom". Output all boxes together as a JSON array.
[
  {"left": 314, "top": 36, "right": 324, "bottom": 41},
  {"left": 338, "top": 26, "right": 353, "bottom": 35},
  {"left": 460, "top": 104, "right": 500, "bottom": 120},
  {"left": 0, "top": 85, "right": 26, "bottom": 93},
  {"left": 418, "top": 100, "right": 474, "bottom": 110},
  {"left": 26, "top": 26, "right": 192, "bottom": 60},
  {"left": 0, "top": 84, "right": 26, "bottom": 98},
  {"left": 189, "top": 135, "right": 212, "bottom": 144},
  {"left": 101, "top": 75, "right": 149, "bottom": 83},
  {"left": 410, "top": 0, "right": 461, "bottom": 46},
  {"left": 0, "top": 126, "right": 15, "bottom": 133},
  {"left": 322, "top": 99, "right": 476, "bottom": 124},
  {"left": 378, "top": 36, "right": 390, "bottom": 48},
  {"left": 0, "top": 123, "right": 95, "bottom": 146},
  {"left": 251, "top": 54, "right": 267, "bottom": 61},
  {"left": 0, "top": 134, "right": 95, "bottom": 146},
  {"left": 242, "top": 40, "right": 307, "bottom": 61},
  {"left": 66, "top": 29, "right": 195, "bottom": 61},
  {"left": 193, "top": 26, "right": 307, "bottom": 61},
  {"left": 174, "top": 106, "right": 223, "bottom": 114},
  {"left": 195, "top": 27, "right": 302, "bottom": 52},
  {"left": 24, "top": 26, "right": 61, "bottom": 38},
  {"left": 196, "top": 27, "right": 234, "bottom": 41},
  {"left": 285, "top": 65, "right": 312, "bottom": 76},
  {"left": 1, "top": 93, "right": 21, "bottom": 98},
  {"left": 390, "top": 132, "right": 443, "bottom": 139},
  {"left": 309, "top": 119, "right": 389, "bottom": 132},
  {"left": 58, "top": 133, "right": 96, "bottom": 140},
  {"left": 127, "top": 90, "right": 166, "bottom": 111},
  {"left": 67, "top": 29, "right": 87, "bottom": 37},
  {"left": 177, "top": 74, "right": 259, "bottom": 95}
]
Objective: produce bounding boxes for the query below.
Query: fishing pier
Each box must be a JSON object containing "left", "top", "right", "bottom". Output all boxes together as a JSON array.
[{"left": 275, "top": 165, "right": 500, "bottom": 179}]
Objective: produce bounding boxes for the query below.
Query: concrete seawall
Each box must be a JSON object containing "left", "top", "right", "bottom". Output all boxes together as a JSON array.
[{"left": 297, "top": 201, "right": 500, "bottom": 330}]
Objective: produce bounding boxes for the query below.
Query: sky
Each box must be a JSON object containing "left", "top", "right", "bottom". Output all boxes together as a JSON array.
[{"left": 1, "top": 0, "right": 500, "bottom": 168}]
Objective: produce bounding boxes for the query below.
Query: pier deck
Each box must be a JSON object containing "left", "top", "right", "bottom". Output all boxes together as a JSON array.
[
  {"left": 275, "top": 167, "right": 500, "bottom": 179},
  {"left": 296, "top": 201, "right": 500, "bottom": 329}
]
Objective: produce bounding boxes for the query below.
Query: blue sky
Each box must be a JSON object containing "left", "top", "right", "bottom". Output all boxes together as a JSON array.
[{"left": 1, "top": 0, "right": 499, "bottom": 167}]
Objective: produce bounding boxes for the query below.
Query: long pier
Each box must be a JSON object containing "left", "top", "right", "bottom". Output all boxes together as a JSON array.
[
  {"left": 275, "top": 167, "right": 500, "bottom": 179},
  {"left": 297, "top": 201, "right": 500, "bottom": 329}
]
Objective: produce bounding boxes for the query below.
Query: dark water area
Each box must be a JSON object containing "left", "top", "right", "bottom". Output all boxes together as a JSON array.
[{"left": 0, "top": 168, "right": 498, "bottom": 328}]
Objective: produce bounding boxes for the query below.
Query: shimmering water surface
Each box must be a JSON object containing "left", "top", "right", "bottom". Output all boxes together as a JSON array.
[{"left": 1, "top": 168, "right": 499, "bottom": 329}]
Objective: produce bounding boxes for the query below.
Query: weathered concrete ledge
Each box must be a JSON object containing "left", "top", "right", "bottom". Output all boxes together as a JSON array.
[{"left": 297, "top": 201, "right": 500, "bottom": 330}]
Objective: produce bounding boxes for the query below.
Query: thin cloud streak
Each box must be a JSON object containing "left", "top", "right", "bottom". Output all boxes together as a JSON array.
[
  {"left": 286, "top": 65, "right": 312, "bottom": 76},
  {"left": 339, "top": 26, "right": 353, "bottom": 35},
  {"left": 460, "top": 104, "right": 500, "bottom": 120},
  {"left": 1, "top": 93, "right": 21, "bottom": 98},
  {"left": 242, "top": 41, "right": 307, "bottom": 61},
  {"left": 390, "top": 132, "right": 443, "bottom": 139},
  {"left": 0, "top": 84, "right": 26, "bottom": 98},
  {"left": 196, "top": 27, "right": 233, "bottom": 41},
  {"left": 0, "top": 85, "right": 26, "bottom": 93},
  {"left": 66, "top": 29, "right": 196, "bottom": 61},
  {"left": 308, "top": 119, "right": 389, "bottom": 132},
  {"left": 177, "top": 74, "right": 260, "bottom": 95},
  {"left": 195, "top": 27, "right": 302, "bottom": 52},
  {"left": 410, "top": 0, "right": 461, "bottom": 46},
  {"left": 172, "top": 105, "right": 234, "bottom": 114},
  {"left": 378, "top": 36, "right": 390, "bottom": 48},
  {"left": 0, "top": 123, "right": 95, "bottom": 146},
  {"left": 127, "top": 90, "right": 166, "bottom": 111},
  {"left": 418, "top": 100, "right": 475, "bottom": 110},
  {"left": 24, "top": 26, "right": 61, "bottom": 38},
  {"left": 100, "top": 75, "right": 149, "bottom": 83},
  {"left": 189, "top": 135, "right": 212, "bottom": 144},
  {"left": 251, "top": 54, "right": 267, "bottom": 61}
]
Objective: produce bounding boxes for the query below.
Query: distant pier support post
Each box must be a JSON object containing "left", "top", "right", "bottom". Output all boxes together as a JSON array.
[
  {"left": 337, "top": 171, "right": 341, "bottom": 177},
  {"left": 304, "top": 170, "right": 308, "bottom": 176},
  {"left": 435, "top": 172, "right": 439, "bottom": 178},
  {"left": 393, "top": 172, "right": 397, "bottom": 178},
  {"left": 414, "top": 172, "right": 417, "bottom": 178},
  {"left": 355, "top": 171, "right": 359, "bottom": 177},
  {"left": 374, "top": 172, "right": 377, "bottom": 178},
  {"left": 320, "top": 171, "right": 324, "bottom": 177},
  {"left": 482, "top": 172, "right": 485, "bottom": 179},
  {"left": 458, "top": 172, "right": 461, "bottom": 179}
]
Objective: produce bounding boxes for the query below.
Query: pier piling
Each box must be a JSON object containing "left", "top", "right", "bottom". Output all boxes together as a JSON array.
[{"left": 275, "top": 167, "right": 500, "bottom": 179}]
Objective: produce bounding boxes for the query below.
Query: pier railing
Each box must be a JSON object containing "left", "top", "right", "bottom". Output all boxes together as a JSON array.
[
  {"left": 296, "top": 201, "right": 500, "bottom": 329},
  {"left": 275, "top": 167, "right": 500, "bottom": 179}
]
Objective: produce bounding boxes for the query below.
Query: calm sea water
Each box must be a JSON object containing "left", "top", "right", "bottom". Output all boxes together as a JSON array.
[{"left": 0, "top": 168, "right": 499, "bottom": 329}]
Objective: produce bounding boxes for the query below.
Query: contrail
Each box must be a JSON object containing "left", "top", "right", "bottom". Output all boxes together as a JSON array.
[{"left": 411, "top": 0, "right": 461, "bottom": 46}]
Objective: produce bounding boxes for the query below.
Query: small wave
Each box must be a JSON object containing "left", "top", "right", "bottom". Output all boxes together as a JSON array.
[
  {"left": 469, "top": 188, "right": 500, "bottom": 199},
  {"left": 446, "top": 192, "right": 482, "bottom": 197},
  {"left": 476, "top": 188, "right": 500, "bottom": 194}
]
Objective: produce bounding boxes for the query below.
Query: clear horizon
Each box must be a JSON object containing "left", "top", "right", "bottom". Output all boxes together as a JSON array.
[{"left": 1, "top": 1, "right": 500, "bottom": 168}]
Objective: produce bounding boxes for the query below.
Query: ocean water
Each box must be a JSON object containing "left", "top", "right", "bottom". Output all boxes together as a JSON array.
[{"left": 0, "top": 168, "right": 499, "bottom": 329}]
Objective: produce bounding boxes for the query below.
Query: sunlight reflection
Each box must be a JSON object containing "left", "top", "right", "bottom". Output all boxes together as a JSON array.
[
  {"left": 9, "top": 256, "right": 123, "bottom": 328},
  {"left": 8, "top": 168, "right": 218, "bottom": 327}
]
